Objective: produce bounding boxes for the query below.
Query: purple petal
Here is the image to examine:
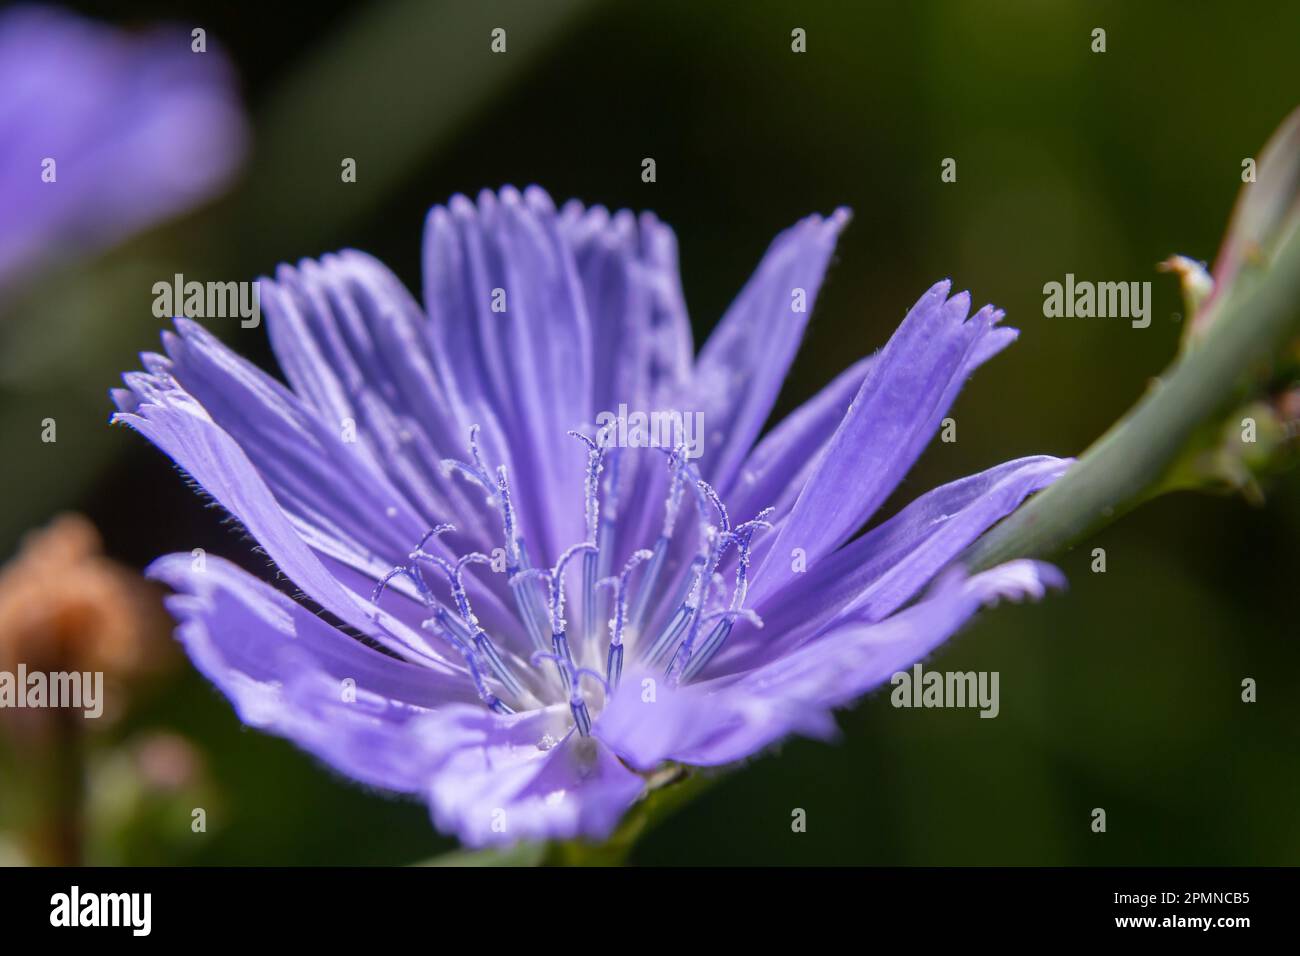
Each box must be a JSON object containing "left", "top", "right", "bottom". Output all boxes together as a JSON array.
[
  {"left": 148, "top": 553, "right": 475, "bottom": 793},
  {"left": 422, "top": 186, "right": 593, "bottom": 562},
  {"left": 724, "top": 355, "right": 874, "bottom": 522},
  {"left": 111, "top": 367, "right": 462, "bottom": 670},
  {"left": 718, "top": 455, "right": 1071, "bottom": 674},
  {"left": 420, "top": 706, "right": 645, "bottom": 847},
  {"left": 262, "top": 250, "right": 502, "bottom": 550},
  {"left": 558, "top": 200, "right": 693, "bottom": 416},
  {"left": 688, "top": 209, "right": 850, "bottom": 491},
  {"left": 753, "top": 281, "right": 1016, "bottom": 591},
  {"left": 557, "top": 201, "right": 696, "bottom": 565},
  {"left": 121, "top": 317, "right": 527, "bottom": 653},
  {"left": 598, "top": 561, "right": 1063, "bottom": 769}
]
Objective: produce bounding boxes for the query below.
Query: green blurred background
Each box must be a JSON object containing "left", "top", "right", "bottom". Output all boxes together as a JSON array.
[{"left": 1, "top": 0, "right": 1297, "bottom": 864}]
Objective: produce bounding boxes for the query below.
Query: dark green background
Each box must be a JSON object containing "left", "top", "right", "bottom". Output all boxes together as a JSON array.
[{"left": 2, "top": 0, "right": 1297, "bottom": 864}]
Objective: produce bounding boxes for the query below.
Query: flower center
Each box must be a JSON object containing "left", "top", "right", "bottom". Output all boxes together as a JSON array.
[{"left": 372, "top": 426, "right": 772, "bottom": 735}]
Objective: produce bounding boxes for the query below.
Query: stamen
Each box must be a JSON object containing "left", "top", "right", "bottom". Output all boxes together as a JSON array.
[
  {"left": 652, "top": 465, "right": 736, "bottom": 680},
  {"left": 672, "top": 508, "right": 774, "bottom": 682},
  {"left": 529, "top": 651, "right": 608, "bottom": 734},
  {"left": 626, "top": 447, "right": 691, "bottom": 639},
  {"left": 496, "top": 466, "right": 553, "bottom": 657},
  {"left": 371, "top": 524, "right": 480, "bottom": 660},
  {"left": 422, "top": 618, "right": 514, "bottom": 715},
  {"left": 372, "top": 425, "right": 778, "bottom": 729},
  {"left": 568, "top": 667, "right": 610, "bottom": 736},
  {"left": 371, "top": 565, "right": 424, "bottom": 606},
  {"left": 596, "top": 445, "right": 621, "bottom": 586},
  {"left": 370, "top": 524, "right": 456, "bottom": 606},
  {"left": 659, "top": 449, "right": 691, "bottom": 538},
  {"left": 640, "top": 553, "right": 708, "bottom": 667},
  {"left": 597, "top": 548, "right": 653, "bottom": 689},
  {"left": 665, "top": 532, "right": 730, "bottom": 683},
  {"left": 679, "top": 608, "right": 764, "bottom": 682},
  {"left": 568, "top": 430, "right": 605, "bottom": 650},
  {"left": 443, "top": 428, "right": 552, "bottom": 658},
  {"left": 413, "top": 548, "right": 527, "bottom": 702},
  {"left": 625, "top": 535, "right": 668, "bottom": 643},
  {"left": 696, "top": 479, "right": 732, "bottom": 533},
  {"left": 661, "top": 472, "right": 754, "bottom": 683},
  {"left": 439, "top": 424, "right": 492, "bottom": 487},
  {"left": 495, "top": 466, "right": 520, "bottom": 565},
  {"left": 572, "top": 667, "right": 611, "bottom": 695},
  {"left": 513, "top": 542, "right": 599, "bottom": 735},
  {"left": 725, "top": 509, "right": 775, "bottom": 612},
  {"left": 568, "top": 430, "right": 604, "bottom": 544},
  {"left": 550, "top": 541, "right": 599, "bottom": 736}
]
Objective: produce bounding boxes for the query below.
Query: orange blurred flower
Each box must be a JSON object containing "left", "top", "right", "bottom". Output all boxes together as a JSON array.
[{"left": 0, "top": 513, "right": 172, "bottom": 708}]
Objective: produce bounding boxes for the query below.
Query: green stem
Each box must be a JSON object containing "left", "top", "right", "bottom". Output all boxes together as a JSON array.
[
  {"left": 965, "top": 228, "right": 1300, "bottom": 571},
  {"left": 543, "top": 768, "right": 717, "bottom": 866}
]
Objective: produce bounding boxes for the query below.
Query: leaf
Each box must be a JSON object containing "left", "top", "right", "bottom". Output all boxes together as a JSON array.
[{"left": 411, "top": 841, "right": 547, "bottom": 867}]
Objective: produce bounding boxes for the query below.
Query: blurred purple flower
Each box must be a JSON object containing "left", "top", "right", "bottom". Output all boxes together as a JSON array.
[
  {"left": 0, "top": 5, "right": 246, "bottom": 294},
  {"left": 113, "top": 187, "right": 1068, "bottom": 847}
]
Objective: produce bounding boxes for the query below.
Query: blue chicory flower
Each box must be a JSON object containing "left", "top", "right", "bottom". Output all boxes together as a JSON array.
[
  {"left": 113, "top": 186, "right": 1068, "bottom": 847},
  {"left": 0, "top": 4, "right": 246, "bottom": 296}
]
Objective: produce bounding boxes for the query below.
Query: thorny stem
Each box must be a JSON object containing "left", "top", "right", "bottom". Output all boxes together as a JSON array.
[{"left": 965, "top": 226, "right": 1300, "bottom": 571}]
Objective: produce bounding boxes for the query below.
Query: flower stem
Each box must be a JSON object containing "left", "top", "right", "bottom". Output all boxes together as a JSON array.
[
  {"left": 965, "top": 227, "right": 1300, "bottom": 571},
  {"left": 543, "top": 767, "right": 717, "bottom": 866}
]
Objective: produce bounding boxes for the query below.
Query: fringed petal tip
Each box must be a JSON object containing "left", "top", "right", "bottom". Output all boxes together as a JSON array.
[
  {"left": 914, "top": 278, "right": 1009, "bottom": 330},
  {"left": 822, "top": 205, "right": 853, "bottom": 235},
  {"left": 967, "top": 559, "right": 1067, "bottom": 606}
]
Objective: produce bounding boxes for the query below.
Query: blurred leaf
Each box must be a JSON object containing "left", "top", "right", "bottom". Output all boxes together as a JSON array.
[
  {"left": 413, "top": 841, "right": 547, "bottom": 867},
  {"left": 242, "top": 0, "right": 595, "bottom": 252}
]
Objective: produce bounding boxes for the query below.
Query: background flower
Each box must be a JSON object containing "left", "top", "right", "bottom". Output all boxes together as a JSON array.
[{"left": 0, "top": 4, "right": 246, "bottom": 297}]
